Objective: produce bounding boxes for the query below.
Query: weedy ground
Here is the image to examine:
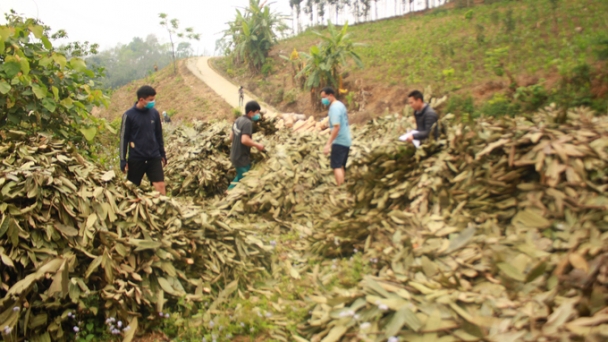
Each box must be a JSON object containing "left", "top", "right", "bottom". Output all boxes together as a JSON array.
[{"left": 215, "top": 0, "right": 608, "bottom": 120}]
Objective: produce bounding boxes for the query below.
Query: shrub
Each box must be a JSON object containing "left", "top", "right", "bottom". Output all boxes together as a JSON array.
[
  {"left": 284, "top": 89, "right": 299, "bottom": 105},
  {"left": 261, "top": 59, "right": 274, "bottom": 77},
  {"left": 445, "top": 94, "right": 475, "bottom": 115},
  {"left": 514, "top": 84, "right": 549, "bottom": 112},
  {"left": 479, "top": 93, "right": 520, "bottom": 117}
]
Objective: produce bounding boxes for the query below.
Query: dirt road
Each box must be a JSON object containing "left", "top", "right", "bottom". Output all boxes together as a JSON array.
[{"left": 186, "top": 57, "right": 279, "bottom": 118}]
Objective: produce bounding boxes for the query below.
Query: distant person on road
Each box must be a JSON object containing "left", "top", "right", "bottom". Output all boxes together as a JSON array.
[
  {"left": 238, "top": 86, "right": 244, "bottom": 108},
  {"left": 406, "top": 90, "right": 439, "bottom": 143},
  {"left": 321, "top": 87, "right": 351, "bottom": 186},
  {"left": 228, "top": 100, "right": 265, "bottom": 190},
  {"left": 119, "top": 85, "right": 167, "bottom": 195},
  {"left": 162, "top": 111, "right": 171, "bottom": 123}
]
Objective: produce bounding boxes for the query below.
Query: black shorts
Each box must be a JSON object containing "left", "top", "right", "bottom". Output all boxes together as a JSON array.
[
  {"left": 127, "top": 158, "right": 164, "bottom": 186},
  {"left": 330, "top": 144, "right": 350, "bottom": 169}
]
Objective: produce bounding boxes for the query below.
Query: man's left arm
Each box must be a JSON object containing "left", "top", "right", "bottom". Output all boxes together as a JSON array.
[
  {"left": 155, "top": 112, "right": 167, "bottom": 165},
  {"left": 412, "top": 111, "right": 438, "bottom": 140}
]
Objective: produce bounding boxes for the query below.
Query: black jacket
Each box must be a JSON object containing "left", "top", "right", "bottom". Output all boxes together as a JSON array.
[
  {"left": 119, "top": 104, "right": 166, "bottom": 161},
  {"left": 413, "top": 104, "right": 439, "bottom": 140}
]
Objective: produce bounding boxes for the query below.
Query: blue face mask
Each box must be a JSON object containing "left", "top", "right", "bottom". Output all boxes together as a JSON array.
[
  {"left": 252, "top": 113, "right": 261, "bottom": 121},
  {"left": 321, "top": 98, "right": 330, "bottom": 106},
  {"left": 145, "top": 100, "right": 155, "bottom": 109}
]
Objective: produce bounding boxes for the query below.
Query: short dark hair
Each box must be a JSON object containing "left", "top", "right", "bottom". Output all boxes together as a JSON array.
[
  {"left": 408, "top": 90, "right": 424, "bottom": 102},
  {"left": 137, "top": 85, "right": 156, "bottom": 100},
  {"left": 245, "top": 101, "right": 261, "bottom": 115},
  {"left": 320, "top": 87, "right": 335, "bottom": 96}
]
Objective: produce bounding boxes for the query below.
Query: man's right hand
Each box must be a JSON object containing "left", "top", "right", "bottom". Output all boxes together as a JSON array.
[
  {"left": 120, "top": 160, "right": 128, "bottom": 173},
  {"left": 255, "top": 143, "right": 265, "bottom": 151}
]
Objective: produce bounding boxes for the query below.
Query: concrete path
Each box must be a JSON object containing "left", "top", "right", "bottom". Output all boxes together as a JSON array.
[{"left": 186, "top": 57, "right": 279, "bottom": 118}]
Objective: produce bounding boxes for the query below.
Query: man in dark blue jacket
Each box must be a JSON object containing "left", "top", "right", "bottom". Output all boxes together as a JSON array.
[{"left": 119, "top": 85, "right": 167, "bottom": 195}]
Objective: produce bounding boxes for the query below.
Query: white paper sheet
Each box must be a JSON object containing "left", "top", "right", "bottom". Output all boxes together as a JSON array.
[{"left": 398, "top": 130, "right": 421, "bottom": 148}]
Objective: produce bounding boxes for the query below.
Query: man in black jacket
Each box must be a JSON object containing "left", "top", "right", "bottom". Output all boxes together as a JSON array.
[
  {"left": 119, "top": 85, "right": 167, "bottom": 195},
  {"left": 406, "top": 90, "right": 439, "bottom": 142}
]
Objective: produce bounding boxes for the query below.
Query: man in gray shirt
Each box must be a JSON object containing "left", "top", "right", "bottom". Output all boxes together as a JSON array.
[
  {"left": 406, "top": 90, "right": 439, "bottom": 142},
  {"left": 228, "top": 101, "right": 265, "bottom": 190}
]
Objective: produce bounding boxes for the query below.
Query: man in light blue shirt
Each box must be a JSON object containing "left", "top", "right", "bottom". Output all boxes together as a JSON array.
[{"left": 321, "top": 87, "right": 351, "bottom": 186}]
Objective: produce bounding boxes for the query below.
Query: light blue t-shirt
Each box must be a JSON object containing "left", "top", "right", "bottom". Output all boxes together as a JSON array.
[{"left": 328, "top": 101, "right": 351, "bottom": 147}]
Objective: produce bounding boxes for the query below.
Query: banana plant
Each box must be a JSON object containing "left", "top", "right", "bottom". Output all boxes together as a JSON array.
[
  {"left": 220, "top": 0, "right": 288, "bottom": 71},
  {"left": 297, "top": 21, "right": 364, "bottom": 93}
]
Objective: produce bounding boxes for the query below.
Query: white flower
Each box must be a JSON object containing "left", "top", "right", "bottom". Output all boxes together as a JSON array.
[
  {"left": 4, "top": 326, "right": 12, "bottom": 334},
  {"left": 240, "top": 322, "right": 245, "bottom": 327},
  {"left": 73, "top": 326, "right": 80, "bottom": 333},
  {"left": 209, "top": 321, "right": 215, "bottom": 328},
  {"left": 117, "top": 321, "right": 123, "bottom": 328},
  {"left": 353, "top": 248, "right": 358, "bottom": 253},
  {"left": 388, "top": 337, "right": 399, "bottom": 342},
  {"left": 164, "top": 313, "right": 170, "bottom": 319},
  {"left": 378, "top": 304, "right": 389, "bottom": 311},
  {"left": 123, "top": 326, "right": 131, "bottom": 332},
  {"left": 360, "top": 322, "right": 371, "bottom": 330},
  {"left": 12, "top": 307, "right": 19, "bottom": 312}
]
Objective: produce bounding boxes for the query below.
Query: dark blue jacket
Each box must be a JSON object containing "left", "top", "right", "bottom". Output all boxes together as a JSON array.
[{"left": 119, "top": 104, "right": 166, "bottom": 161}]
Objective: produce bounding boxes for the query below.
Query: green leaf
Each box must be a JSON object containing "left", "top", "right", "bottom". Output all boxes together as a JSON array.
[
  {"left": 41, "top": 36, "right": 52, "bottom": 49},
  {"left": 60, "top": 97, "right": 74, "bottom": 109},
  {"left": 20, "top": 58, "right": 31, "bottom": 76},
  {"left": 0, "top": 80, "right": 11, "bottom": 95},
  {"left": 52, "top": 54, "right": 67, "bottom": 68},
  {"left": 80, "top": 126, "right": 97, "bottom": 142},
  {"left": 69, "top": 57, "right": 87, "bottom": 72},
  {"left": 3, "top": 61, "right": 21, "bottom": 78},
  {"left": 30, "top": 25, "right": 44, "bottom": 39},
  {"left": 52, "top": 86, "right": 59, "bottom": 100},
  {"left": 31, "top": 84, "right": 47, "bottom": 99},
  {"left": 42, "top": 98, "right": 57, "bottom": 112}
]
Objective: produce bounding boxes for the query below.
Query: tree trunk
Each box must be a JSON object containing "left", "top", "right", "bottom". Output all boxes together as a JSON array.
[{"left": 168, "top": 31, "right": 176, "bottom": 75}]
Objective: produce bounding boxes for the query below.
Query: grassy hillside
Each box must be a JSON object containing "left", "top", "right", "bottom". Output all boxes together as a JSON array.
[
  {"left": 96, "top": 60, "right": 232, "bottom": 124},
  {"left": 215, "top": 0, "right": 608, "bottom": 120}
]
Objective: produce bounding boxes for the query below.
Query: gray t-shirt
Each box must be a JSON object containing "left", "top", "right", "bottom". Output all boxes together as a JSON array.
[{"left": 230, "top": 116, "right": 253, "bottom": 167}]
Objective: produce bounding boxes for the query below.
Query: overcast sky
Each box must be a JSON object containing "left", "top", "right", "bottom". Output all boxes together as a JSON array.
[{"left": 0, "top": 0, "right": 292, "bottom": 55}]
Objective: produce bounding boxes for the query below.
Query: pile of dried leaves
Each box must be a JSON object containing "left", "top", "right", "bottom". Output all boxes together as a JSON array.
[
  {"left": 0, "top": 134, "right": 270, "bottom": 341},
  {"left": 217, "top": 130, "right": 336, "bottom": 221},
  {"left": 164, "top": 121, "right": 234, "bottom": 198},
  {"left": 299, "top": 107, "right": 608, "bottom": 341}
]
